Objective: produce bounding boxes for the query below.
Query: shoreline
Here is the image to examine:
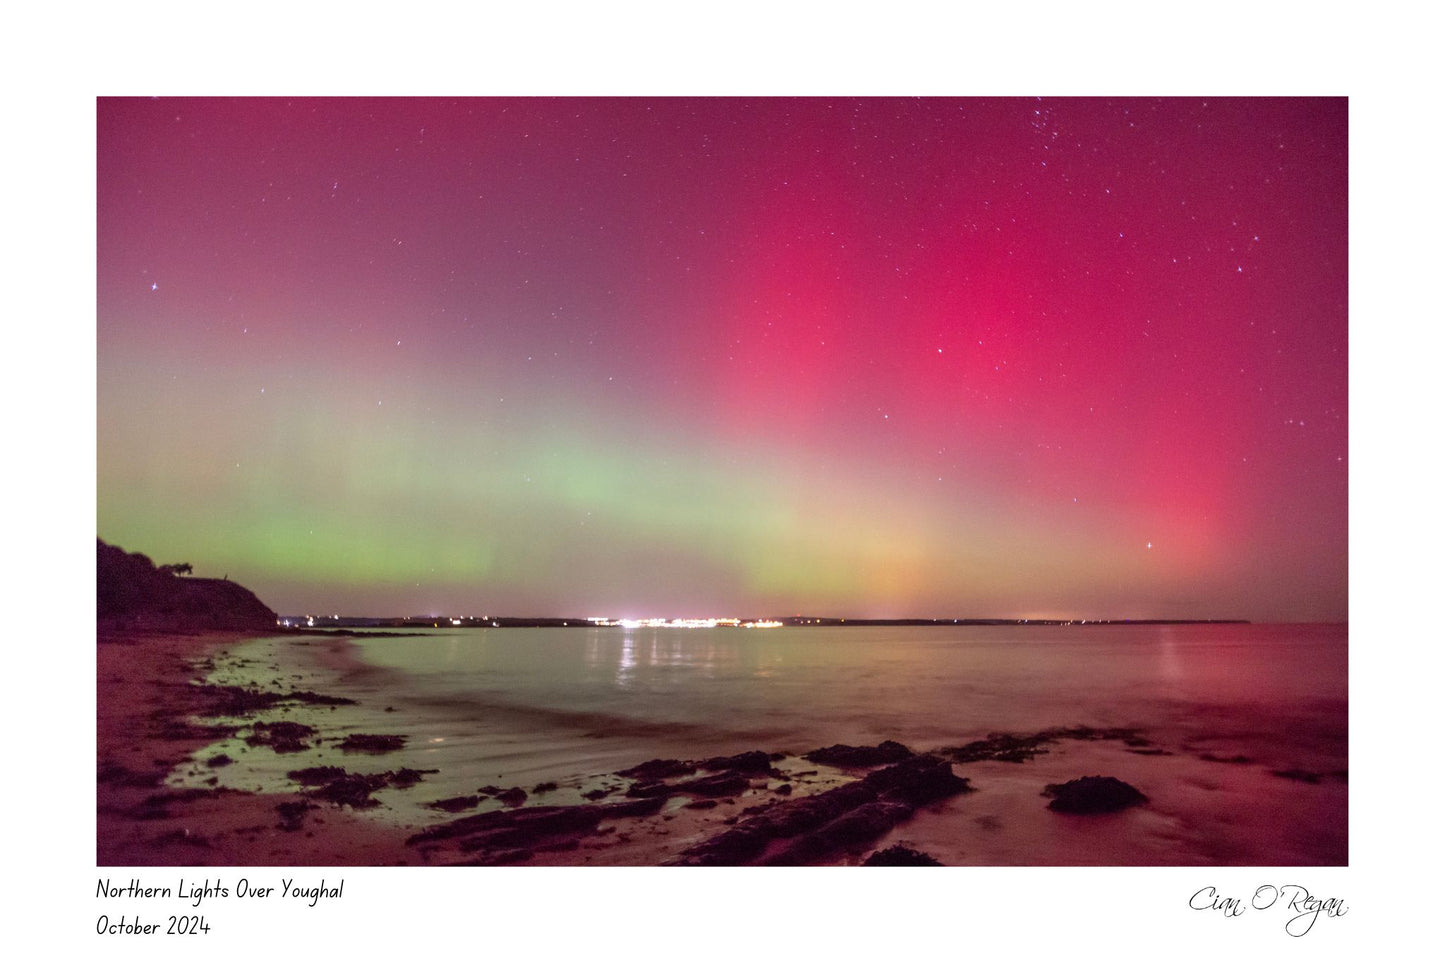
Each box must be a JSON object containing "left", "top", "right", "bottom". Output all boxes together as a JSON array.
[
  {"left": 97, "top": 628, "right": 1347, "bottom": 867},
  {"left": 97, "top": 630, "right": 418, "bottom": 866}
]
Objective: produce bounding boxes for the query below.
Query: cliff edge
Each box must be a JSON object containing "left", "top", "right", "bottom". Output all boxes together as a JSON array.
[{"left": 97, "top": 539, "right": 278, "bottom": 632}]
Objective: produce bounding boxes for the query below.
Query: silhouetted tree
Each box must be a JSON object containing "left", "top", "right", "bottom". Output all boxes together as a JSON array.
[{"left": 159, "top": 562, "right": 193, "bottom": 576}]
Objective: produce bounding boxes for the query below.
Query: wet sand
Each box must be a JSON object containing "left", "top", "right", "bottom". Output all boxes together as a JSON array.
[{"left": 97, "top": 631, "right": 417, "bottom": 865}]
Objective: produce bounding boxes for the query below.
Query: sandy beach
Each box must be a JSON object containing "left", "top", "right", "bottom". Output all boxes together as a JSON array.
[{"left": 97, "top": 631, "right": 417, "bottom": 866}]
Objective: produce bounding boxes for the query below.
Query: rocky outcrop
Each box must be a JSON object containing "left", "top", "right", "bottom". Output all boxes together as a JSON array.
[
  {"left": 863, "top": 843, "right": 944, "bottom": 866},
  {"left": 616, "top": 748, "right": 784, "bottom": 801},
  {"left": 617, "top": 758, "right": 696, "bottom": 780},
  {"left": 406, "top": 796, "right": 667, "bottom": 854},
  {"left": 696, "top": 750, "right": 774, "bottom": 774},
  {"left": 338, "top": 734, "right": 407, "bottom": 754},
  {"left": 802, "top": 740, "right": 914, "bottom": 767},
  {"left": 942, "top": 732, "right": 1056, "bottom": 763},
  {"left": 671, "top": 754, "right": 972, "bottom": 866},
  {"left": 1042, "top": 776, "right": 1148, "bottom": 813},
  {"left": 942, "top": 727, "right": 1153, "bottom": 764}
]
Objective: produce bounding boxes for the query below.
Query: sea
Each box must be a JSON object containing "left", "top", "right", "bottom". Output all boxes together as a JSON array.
[{"left": 177, "top": 622, "right": 1347, "bottom": 865}]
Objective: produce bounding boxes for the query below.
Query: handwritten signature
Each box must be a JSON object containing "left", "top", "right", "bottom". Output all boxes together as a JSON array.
[{"left": 1189, "top": 885, "right": 1347, "bottom": 936}]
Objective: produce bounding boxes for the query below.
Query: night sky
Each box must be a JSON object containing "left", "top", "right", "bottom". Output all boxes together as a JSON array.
[{"left": 97, "top": 97, "right": 1347, "bottom": 621}]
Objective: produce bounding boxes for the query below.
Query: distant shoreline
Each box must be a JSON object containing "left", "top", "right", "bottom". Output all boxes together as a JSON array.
[{"left": 277, "top": 616, "right": 1253, "bottom": 630}]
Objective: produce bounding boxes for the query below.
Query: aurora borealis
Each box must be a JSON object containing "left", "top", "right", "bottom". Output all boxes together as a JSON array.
[{"left": 97, "top": 97, "right": 1347, "bottom": 621}]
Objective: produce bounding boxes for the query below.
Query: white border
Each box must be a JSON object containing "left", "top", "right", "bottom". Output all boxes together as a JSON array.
[{"left": 10, "top": 2, "right": 1433, "bottom": 958}]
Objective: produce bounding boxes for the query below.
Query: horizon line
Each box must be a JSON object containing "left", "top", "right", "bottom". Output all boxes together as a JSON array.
[{"left": 274, "top": 613, "right": 1284, "bottom": 626}]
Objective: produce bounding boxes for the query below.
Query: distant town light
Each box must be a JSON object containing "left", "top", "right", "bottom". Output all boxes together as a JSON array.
[{"left": 585, "top": 616, "right": 781, "bottom": 629}]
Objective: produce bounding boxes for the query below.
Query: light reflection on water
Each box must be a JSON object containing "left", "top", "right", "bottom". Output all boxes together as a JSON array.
[
  {"left": 182, "top": 622, "right": 1347, "bottom": 853},
  {"left": 336, "top": 622, "right": 1346, "bottom": 752}
]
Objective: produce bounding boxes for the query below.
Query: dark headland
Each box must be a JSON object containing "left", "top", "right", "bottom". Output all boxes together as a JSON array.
[{"left": 97, "top": 539, "right": 276, "bottom": 633}]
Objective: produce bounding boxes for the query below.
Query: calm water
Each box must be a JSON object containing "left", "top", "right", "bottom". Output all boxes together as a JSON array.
[{"left": 185, "top": 623, "right": 1348, "bottom": 863}]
